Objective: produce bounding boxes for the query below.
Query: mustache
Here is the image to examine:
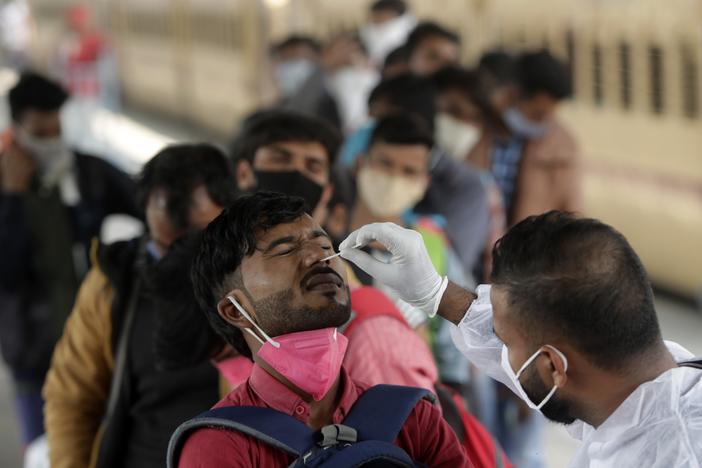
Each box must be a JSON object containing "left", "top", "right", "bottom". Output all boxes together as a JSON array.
[{"left": 300, "top": 265, "right": 344, "bottom": 289}]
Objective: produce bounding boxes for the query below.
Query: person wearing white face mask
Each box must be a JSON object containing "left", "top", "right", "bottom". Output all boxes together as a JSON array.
[
  {"left": 360, "top": 0, "right": 416, "bottom": 66},
  {"left": 431, "top": 66, "right": 494, "bottom": 163},
  {"left": 0, "top": 71, "right": 139, "bottom": 449},
  {"left": 339, "top": 213, "right": 702, "bottom": 468},
  {"left": 324, "top": 35, "right": 380, "bottom": 135},
  {"left": 347, "top": 114, "right": 475, "bottom": 393}
]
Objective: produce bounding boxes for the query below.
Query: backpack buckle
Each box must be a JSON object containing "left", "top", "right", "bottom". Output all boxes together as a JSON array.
[{"left": 319, "top": 424, "right": 357, "bottom": 447}]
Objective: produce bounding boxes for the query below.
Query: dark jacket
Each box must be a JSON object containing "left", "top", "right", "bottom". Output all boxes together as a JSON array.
[
  {"left": 43, "top": 238, "right": 222, "bottom": 468},
  {"left": 0, "top": 151, "right": 139, "bottom": 378}
]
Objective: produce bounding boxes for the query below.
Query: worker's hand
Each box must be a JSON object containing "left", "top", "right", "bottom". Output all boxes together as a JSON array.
[
  {"left": 340, "top": 222, "right": 448, "bottom": 317},
  {"left": 0, "top": 143, "right": 35, "bottom": 194}
]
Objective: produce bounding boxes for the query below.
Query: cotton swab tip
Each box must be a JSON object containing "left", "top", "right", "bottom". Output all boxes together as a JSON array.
[{"left": 320, "top": 243, "right": 362, "bottom": 262}]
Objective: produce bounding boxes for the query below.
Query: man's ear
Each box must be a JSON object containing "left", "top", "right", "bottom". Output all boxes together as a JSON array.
[
  {"left": 236, "top": 160, "right": 256, "bottom": 191},
  {"left": 542, "top": 346, "right": 569, "bottom": 389},
  {"left": 216, "top": 289, "right": 256, "bottom": 330}
]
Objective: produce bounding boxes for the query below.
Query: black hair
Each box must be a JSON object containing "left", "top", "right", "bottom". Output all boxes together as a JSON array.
[
  {"left": 491, "top": 211, "right": 662, "bottom": 371},
  {"left": 514, "top": 50, "right": 572, "bottom": 100},
  {"left": 369, "top": 113, "right": 434, "bottom": 149},
  {"left": 370, "top": 0, "right": 407, "bottom": 15},
  {"left": 432, "top": 65, "right": 494, "bottom": 119},
  {"left": 229, "top": 109, "right": 341, "bottom": 165},
  {"left": 8, "top": 71, "right": 69, "bottom": 122},
  {"left": 405, "top": 21, "right": 460, "bottom": 56},
  {"left": 192, "top": 192, "right": 309, "bottom": 359},
  {"left": 145, "top": 232, "right": 224, "bottom": 370},
  {"left": 368, "top": 73, "right": 437, "bottom": 131},
  {"left": 137, "top": 143, "right": 237, "bottom": 230},
  {"left": 271, "top": 35, "right": 322, "bottom": 56},
  {"left": 383, "top": 45, "right": 409, "bottom": 70},
  {"left": 478, "top": 50, "right": 516, "bottom": 87}
]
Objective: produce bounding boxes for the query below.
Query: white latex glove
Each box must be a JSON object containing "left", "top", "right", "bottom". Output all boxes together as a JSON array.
[{"left": 340, "top": 222, "right": 449, "bottom": 317}]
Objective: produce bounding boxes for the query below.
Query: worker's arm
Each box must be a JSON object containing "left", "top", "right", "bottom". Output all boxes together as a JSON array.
[{"left": 43, "top": 266, "right": 115, "bottom": 468}]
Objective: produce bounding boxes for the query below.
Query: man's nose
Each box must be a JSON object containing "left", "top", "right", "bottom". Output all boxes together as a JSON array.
[{"left": 300, "top": 243, "right": 330, "bottom": 268}]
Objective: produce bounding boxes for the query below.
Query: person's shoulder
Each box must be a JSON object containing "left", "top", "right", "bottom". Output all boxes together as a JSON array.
[
  {"left": 177, "top": 381, "right": 266, "bottom": 467},
  {"left": 178, "top": 425, "right": 251, "bottom": 468},
  {"left": 530, "top": 118, "right": 578, "bottom": 163}
]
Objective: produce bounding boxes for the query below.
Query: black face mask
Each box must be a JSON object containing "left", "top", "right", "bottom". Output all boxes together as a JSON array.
[{"left": 254, "top": 170, "right": 324, "bottom": 213}]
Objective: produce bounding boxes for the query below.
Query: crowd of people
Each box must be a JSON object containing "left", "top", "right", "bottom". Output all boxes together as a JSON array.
[{"left": 0, "top": 1, "right": 699, "bottom": 467}]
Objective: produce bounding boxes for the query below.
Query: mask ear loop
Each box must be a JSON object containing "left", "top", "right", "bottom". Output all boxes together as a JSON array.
[
  {"left": 516, "top": 345, "right": 569, "bottom": 379},
  {"left": 523, "top": 345, "right": 569, "bottom": 410},
  {"left": 226, "top": 296, "right": 280, "bottom": 348}
]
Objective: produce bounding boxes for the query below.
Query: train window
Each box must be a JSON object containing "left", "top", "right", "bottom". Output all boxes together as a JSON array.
[
  {"left": 618, "top": 42, "right": 632, "bottom": 110},
  {"left": 592, "top": 43, "right": 604, "bottom": 106},
  {"left": 681, "top": 43, "right": 699, "bottom": 119},
  {"left": 648, "top": 45, "right": 664, "bottom": 114}
]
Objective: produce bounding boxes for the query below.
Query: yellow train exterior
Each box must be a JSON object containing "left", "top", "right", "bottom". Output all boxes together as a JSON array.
[{"left": 28, "top": 0, "right": 702, "bottom": 301}]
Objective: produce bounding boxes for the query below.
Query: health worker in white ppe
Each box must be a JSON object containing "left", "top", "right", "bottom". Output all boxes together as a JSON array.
[{"left": 339, "top": 212, "right": 702, "bottom": 468}]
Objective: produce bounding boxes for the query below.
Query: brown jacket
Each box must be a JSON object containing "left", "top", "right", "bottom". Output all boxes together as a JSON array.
[
  {"left": 42, "top": 264, "right": 230, "bottom": 468},
  {"left": 468, "top": 119, "right": 583, "bottom": 225}
]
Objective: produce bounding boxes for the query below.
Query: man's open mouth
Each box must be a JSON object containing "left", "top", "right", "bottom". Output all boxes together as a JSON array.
[{"left": 302, "top": 267, "right": 344, "bottom": 291}]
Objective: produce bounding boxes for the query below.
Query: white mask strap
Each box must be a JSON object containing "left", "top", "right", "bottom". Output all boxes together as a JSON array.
[
  {"left": 518, "top": 344, "right": 568, "bottom": 410},
  {"left": 226, "top": 296, "right": 280, "bottom": 348},
  {"left": 536, "top": 384, "right": 559, "bottom": 410},
  {"left": 515, "top": 344, "right": 569, "bottom": 379}
]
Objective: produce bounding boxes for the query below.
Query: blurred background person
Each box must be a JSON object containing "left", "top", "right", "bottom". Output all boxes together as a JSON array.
[
  {"left": 431, "top": 65, "right": 507, "bottom": 280},
  {"left": 405, "top": 21, "right": 461, "bottom": 76},
  {"left": 271, "top": 33, "right": 377, "bottom": 134},
  {"left": 339, "top": 73, "right": 490, "bottom": 277},
  {"left": 269, "top": 35, "right": 337, "bottom": 125},
  {"left": 55, "top": 5, "right": 105, "bottom": 101},
  {"left": 470, "top": 49, "right": 582, "bottom": 225},
  {"left": 230, "top": 110, "right": 341, "bottom": 225},
  {"left": 347, "top": 114, "right": 474, "bottom": 388},
  {"left": 432, "top": 66, "right": 493, "bottom": 163},
  {"left": 359, "top": 0, "right": 416, "bottom": 67},
  {"left": 0, "top": 0, "right": 32, "bottom": 70},
  {"left": 0, "top": 71, "right": 138, "bottom": 450},
  {"left": 42, "top": 144, "right": 236, "bottom": 468},
  {"left": 381, "top": 44, "right": 410, "bottom": 78}
]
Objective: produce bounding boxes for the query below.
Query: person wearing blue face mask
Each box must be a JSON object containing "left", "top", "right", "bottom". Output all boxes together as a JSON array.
[
  {"left": 469, "top": 50, "right": 583, "bottom": 226},
  {"left": 270, "top": 35, "right": 343, "bottom": 130}
]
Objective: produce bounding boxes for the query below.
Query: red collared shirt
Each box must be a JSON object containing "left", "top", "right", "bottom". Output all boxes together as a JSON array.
[{"left": 178, "top": 364, "right": 471, "bottom": 468}]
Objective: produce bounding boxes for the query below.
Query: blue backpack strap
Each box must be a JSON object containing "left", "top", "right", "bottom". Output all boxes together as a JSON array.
[
  {"left": 166, "top": 406, "right": 316, "bottom": 468},
  {"left": 342, "top": 385, "right": 435, "bottom": 443}
]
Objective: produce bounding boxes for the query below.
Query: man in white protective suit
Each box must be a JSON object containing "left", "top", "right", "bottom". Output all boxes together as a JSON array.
[{"left": 339, "top": 211, "right": 702, "bottom": 467}]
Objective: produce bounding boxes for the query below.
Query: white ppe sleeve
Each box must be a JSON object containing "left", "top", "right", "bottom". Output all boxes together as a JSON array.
[{"left": 448, "top": 284, "right": 518, "bottom": 393}]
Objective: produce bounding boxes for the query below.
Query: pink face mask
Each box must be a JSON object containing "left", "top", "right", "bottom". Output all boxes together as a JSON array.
[{"left": 227, "top": 296, "right": 348, "bottom": 401}]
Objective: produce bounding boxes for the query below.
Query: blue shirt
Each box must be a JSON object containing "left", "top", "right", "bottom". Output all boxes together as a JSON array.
[{"left": 490, "top": 136, "right": 524, "bottom": 216}]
